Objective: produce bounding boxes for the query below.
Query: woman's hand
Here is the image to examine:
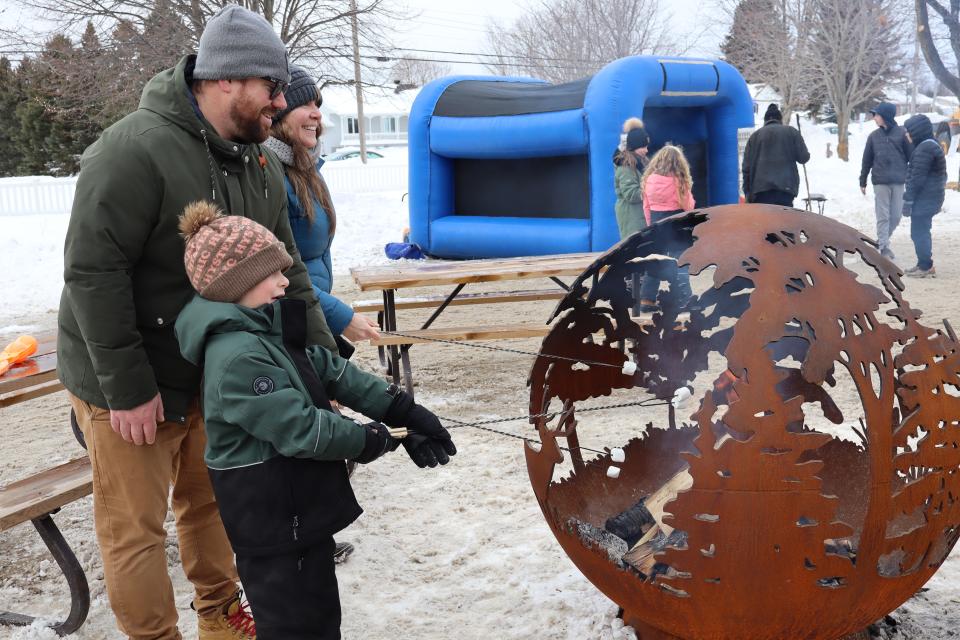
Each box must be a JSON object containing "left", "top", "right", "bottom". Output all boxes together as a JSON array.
[{"left": 342, "top": 312, "right": 381, "bottom": 342}]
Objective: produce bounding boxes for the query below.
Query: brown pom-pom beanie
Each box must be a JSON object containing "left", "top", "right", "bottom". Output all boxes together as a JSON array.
[{"left": 179, "top": 201, "right": 293, "bottom": 302}]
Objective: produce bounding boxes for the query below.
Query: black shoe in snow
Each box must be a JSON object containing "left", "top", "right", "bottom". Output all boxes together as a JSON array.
[{"left": 333, "top": 541, "right": 355, "bottom": 564}]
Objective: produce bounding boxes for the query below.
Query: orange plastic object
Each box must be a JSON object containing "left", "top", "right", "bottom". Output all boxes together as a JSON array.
[{"left": 0, "top": 335, "right": 38, "bottom": 376}]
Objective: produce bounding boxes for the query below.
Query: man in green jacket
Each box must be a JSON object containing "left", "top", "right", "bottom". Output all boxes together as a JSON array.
[{"left": 57, "top": 6, "right": 334, "bottom": 639}]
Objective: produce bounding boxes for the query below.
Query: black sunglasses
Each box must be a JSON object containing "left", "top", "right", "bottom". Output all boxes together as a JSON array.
[{"left": 263, "top": 76, "right": 289, "bottom": 100}]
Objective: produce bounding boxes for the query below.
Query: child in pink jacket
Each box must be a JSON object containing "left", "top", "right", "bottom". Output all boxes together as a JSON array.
[{"left": 637, "top": 145, "right": 696, "bottom": 312}]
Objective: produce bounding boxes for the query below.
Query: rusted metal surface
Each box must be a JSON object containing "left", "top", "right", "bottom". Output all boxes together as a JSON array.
[{"left": 526, "top": 205, "right": 960, "bottom": 640}]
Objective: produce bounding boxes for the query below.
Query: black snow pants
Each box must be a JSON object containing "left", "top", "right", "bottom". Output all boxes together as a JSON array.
[{"left": 237, "top": 536, "right": 341, "bottom": 639}]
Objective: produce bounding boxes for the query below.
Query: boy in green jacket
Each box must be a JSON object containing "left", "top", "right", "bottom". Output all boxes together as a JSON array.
[{"left": 174, "top": 201, "right": 456, "bottom": 640}]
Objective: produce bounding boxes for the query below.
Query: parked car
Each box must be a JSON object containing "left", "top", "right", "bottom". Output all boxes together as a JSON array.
[{"left": 323, "top": 149, "right": 384, "bottom": 161}]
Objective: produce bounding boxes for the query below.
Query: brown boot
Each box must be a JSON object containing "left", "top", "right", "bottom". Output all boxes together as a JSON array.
[{"left": 197, "top": 591, "right": 256, "bottom": 639}]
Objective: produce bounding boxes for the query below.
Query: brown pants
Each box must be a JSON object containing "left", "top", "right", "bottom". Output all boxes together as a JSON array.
[{"left": 69, "top": 394, "right": 239, "bottom": 640}]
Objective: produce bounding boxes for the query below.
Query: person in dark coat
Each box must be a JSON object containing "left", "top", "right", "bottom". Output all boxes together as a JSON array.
[
  {"left": 860, "top": 102, "right": 911, "bottom": 260},
  {"left": 902, "top": 114, "right": 947, "bottom": 278},
  {"left": 742, "top": 104, "right": 811, "bottom": 206}
]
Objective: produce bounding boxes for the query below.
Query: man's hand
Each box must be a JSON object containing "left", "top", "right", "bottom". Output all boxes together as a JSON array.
[
  {"left": 110, "top": 393, "right": 164, "bottom": 445},
  {"left": 342, "top": 313, "right": 380, "bottom": 342},
  {"left": 860, "top": 186, "right": 867, "bottom": 195}
]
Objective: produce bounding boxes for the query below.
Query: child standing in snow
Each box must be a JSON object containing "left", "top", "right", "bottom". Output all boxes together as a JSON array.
[
  {"left": 174, "top": 201, "right": 456, "bottom": 640},
  {"left": 614, "top": 118, "right": 651, "bottom": 240},
  {"left": 614, "top": 118, "right": 652, "bottom": 315},
  {"left": 636, "top": 145, "right": 697, "bottom": 313}
]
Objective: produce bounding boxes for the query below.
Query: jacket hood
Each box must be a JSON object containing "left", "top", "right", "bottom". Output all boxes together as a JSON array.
[
  {"left": 904, "top": 114, "right": 934, "bottom": 142},
  {"left": 176, "top": 295, "right": 277, "bottom": 365},
  {"left": 871, "top": 102, "right": 897, "bottom": 128},
  {"left": 139, "top": 55, "right": 258, "bottom": 163}
]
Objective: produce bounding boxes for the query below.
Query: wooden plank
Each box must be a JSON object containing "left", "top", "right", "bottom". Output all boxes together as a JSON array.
[
  {"left": 0, "top": 457, "right": 92, "bottom": 532},
  {"left": 0, "top": 330, "right": 57, "bottom": 357},
  {"left": 33, "top": 331, "right": 58, "bottom": 357},
  {"left": 371, "top": 323, "right": 551, "bottom": 346},
  {"left": 351, "top": 252, "right": 601, "bottom": 291},
  {"left": 0, "top": 379, "right": 65, "bottom": 409},
  {"left": 0, "top": 352, "right": 59, "bottom": 396},
  {"left": 352, "top": 289, "right": 567, "bottom": 313}
]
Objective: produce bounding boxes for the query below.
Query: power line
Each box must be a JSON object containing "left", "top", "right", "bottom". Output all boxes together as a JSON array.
[
  {"left": 333, "top": 53, "right": 597, "bottom": 72},
  {"left": 380, "top": 45, "right": 609, "bottom": 65}
]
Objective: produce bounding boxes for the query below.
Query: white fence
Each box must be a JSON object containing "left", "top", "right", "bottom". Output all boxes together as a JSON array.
[
  {"left": 0, "top": 163, "right": 408, "bottom": 216},
  {"left": 0, "top": 178, "right": 79, "bottom": 216}
]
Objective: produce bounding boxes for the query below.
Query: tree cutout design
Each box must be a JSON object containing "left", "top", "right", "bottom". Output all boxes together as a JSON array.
[{"left": 525, "top": 205, "right": 960, "bottom": 640}]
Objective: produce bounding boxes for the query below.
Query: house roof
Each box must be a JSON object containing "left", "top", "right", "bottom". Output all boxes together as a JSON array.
[
  {"left": 320, "top": 85, "right": 418, "bottom": 118},
  {"left": 747, "top": 83, "right": 782, "bottom": 102}
]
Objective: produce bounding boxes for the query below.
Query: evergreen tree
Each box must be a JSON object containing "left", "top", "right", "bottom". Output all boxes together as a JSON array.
[
  {"left": 15, "top": 34, "right": 102, "bottom": 175},
  {"left": 0, "top": 58, "right": 26, "bottom": 176},
  {"left": 721, "top": 0, "right": 781, "bottom": 84}
]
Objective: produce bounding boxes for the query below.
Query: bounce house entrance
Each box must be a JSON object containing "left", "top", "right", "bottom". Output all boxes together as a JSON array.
[
  {"left": 453, "top": 156, "right": 590, "bottom": 219},
  {"left": 644, "top": 106, "right": 709, "bottom": 208}
]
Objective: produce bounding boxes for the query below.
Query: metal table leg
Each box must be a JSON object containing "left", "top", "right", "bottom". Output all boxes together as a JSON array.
[
  {"left": 382, "top": 289, "right": 401, "bottom": 387},
  {"left": 0, "top": 513, "right": 90, "bottom": 636}
]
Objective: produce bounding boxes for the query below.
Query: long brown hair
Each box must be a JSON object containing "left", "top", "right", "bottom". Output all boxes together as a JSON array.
[
  {"left": 269, "top": 120, "right": 336, "bottom": 235},
  {"left": 640, "top": 145, "right": 692, "bottom": 206},
  {"left": 616, "top": 148, "right": 640, "bottom": 170}
]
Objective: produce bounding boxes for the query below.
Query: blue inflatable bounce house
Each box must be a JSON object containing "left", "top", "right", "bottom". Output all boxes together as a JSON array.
[{"left": 407, "top": 56, "right": 755, "bottom": 258}]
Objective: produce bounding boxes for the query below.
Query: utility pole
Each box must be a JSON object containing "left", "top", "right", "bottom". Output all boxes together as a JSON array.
[
  {"left": 911, "top": 9, "right": 920, "bottom": 115},
  {"left": 350, "top": 0, "right": 368, "bottom": 164}
]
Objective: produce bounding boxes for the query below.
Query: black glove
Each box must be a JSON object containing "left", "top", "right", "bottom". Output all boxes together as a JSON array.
[
  {"left": 902, "top": 201, "right": 913, "bottom": 218},
  {"left": 352, "top": 422, "right": 400, "bottom": 464},
  {"left": 384, "top": 387, "right": 457, "bottom": 467},
  {"left": 400, "top": 433, "right": 448, "bottom": 468}
]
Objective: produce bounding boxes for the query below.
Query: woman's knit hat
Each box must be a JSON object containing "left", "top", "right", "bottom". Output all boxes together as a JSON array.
[
  {"left": 179, "top": 201, "right": 293, "bottom": 302},
  {"left": 273, "top": 65, "right": 321, "bottom": 123},
  {"left": 626, "top": 127, "right": 650, "bottom": 151}
]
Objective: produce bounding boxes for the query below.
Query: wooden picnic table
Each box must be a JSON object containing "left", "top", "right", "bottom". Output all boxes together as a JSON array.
[
  {"left": 0, "top": 330, "right": 91, "bottom": 635},
  {"left": 0, "top": 332, "right": 60, "bottom": 408},
  {"left": 350, "top": 252, "right": 602, "bottom": 395}
]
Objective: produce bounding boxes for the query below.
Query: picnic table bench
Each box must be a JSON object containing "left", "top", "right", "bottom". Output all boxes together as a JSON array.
[
  {"left": 350, "top": 252, "right": 601, "bottom": 395},
  {"left": 0, "top": 330, "right": 91, "bottom": 636}
]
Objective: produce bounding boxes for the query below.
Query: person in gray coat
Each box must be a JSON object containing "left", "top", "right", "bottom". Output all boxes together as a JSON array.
[{"left": 860, "top": 102, "right": 911, "bottom": 260}]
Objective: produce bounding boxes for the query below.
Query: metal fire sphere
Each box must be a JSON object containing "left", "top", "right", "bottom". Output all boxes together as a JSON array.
[{"left": 526, "top": 205, "right": 960, "bottom": 640}]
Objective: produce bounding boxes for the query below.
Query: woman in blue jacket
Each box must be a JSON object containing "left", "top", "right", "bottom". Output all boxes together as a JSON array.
[{"left": 265, "top": 66, "right": 380, "bottom": 345}]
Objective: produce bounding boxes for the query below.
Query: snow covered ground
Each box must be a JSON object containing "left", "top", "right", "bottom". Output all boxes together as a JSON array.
[{"left": 3, "top": 116, "right": 960, "bottom": 639}]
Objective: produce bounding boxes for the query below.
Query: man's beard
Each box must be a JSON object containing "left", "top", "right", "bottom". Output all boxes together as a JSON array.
[{"left": 228, "top": 91, "right": 273, "bottom": 144}]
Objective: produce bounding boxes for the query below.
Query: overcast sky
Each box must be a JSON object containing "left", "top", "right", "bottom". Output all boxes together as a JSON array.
[
  {"left": 392, "top": 0, "right": 725, "bottom": 74},
  {"left": 0, "top": 0, "right": 726, "bottom": 72}
]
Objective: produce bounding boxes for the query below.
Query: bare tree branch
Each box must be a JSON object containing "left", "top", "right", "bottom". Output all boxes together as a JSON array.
[
  {"left": 483, "top": 0, "right": 674, "bottom": 83},
  {"left": 810, "top": 0, "right": 906, "bottom": 160}
]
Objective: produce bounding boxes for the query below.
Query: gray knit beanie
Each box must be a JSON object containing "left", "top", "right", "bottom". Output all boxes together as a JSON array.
[
  {"left": 273, "top": 66, "right": 321, "bottom": 123},
  {"left": 194, "top": 5, "right": 290, "bottom": 83}
]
